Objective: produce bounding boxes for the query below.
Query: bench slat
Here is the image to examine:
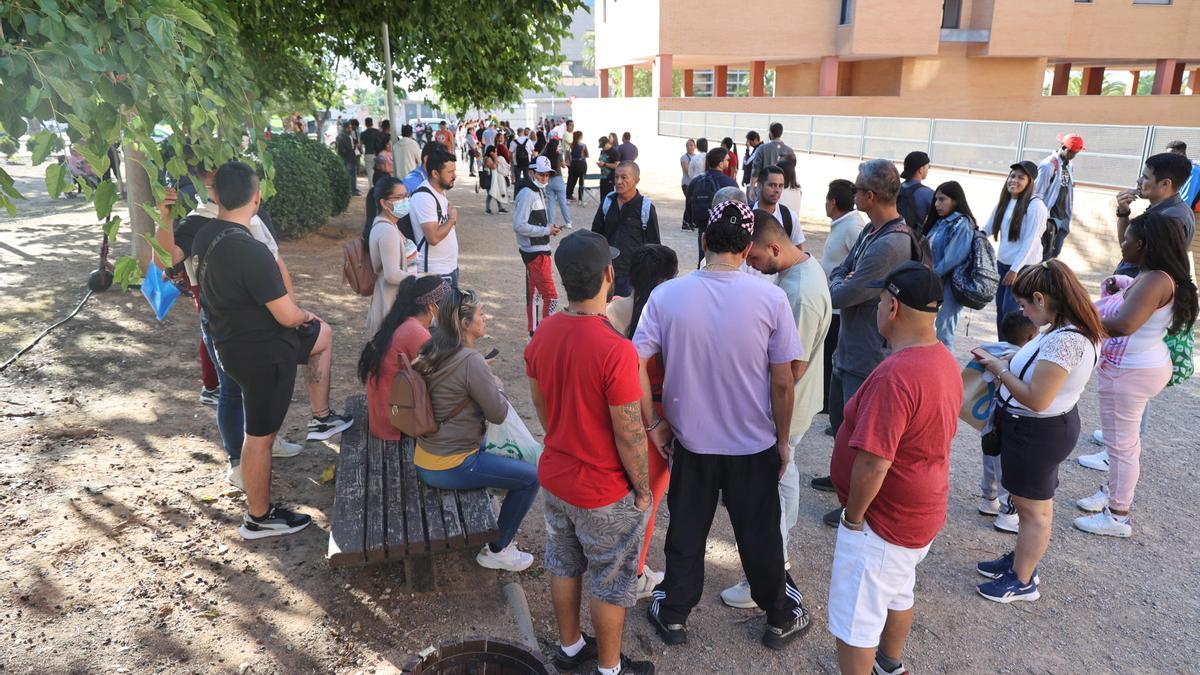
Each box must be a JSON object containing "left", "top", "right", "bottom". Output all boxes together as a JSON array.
[
  {"left": 420, "top": 478, "right": 448, "bottom": 551},
  {"left": 364, "top": 433, "right": 387, "bottom": 563},
  {"left": 382, "top": 438, "right": 409, "bottom": 558},
  {"left": 458, "top": 489, "right": 500, "bottom": 547},
  {"left": 439, "top": 490, "right": 466, "bottom": 548},
  {"left": 400, "top": 439, "right": 428, "bottom": 554},
  {"left": 327, "top": 395, "right": 368, "bottom": 566}
]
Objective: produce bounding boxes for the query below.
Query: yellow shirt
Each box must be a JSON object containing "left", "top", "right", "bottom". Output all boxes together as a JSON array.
[{"left": 413, "top": 442, "right": 473, "bottom": 470}]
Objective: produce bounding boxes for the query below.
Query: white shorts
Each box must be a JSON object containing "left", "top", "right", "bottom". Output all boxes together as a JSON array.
[{"left": 827, "top": 520, "right": 932, "bottom": 648}]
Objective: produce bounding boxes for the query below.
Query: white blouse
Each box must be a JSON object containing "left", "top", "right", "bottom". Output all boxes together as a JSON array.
[
  {"left": 1000, "top": 324, "right": 1098, "bottom": 418},
  {"left": 984, "top": 196, "right": 1048, "bottom": 269}
]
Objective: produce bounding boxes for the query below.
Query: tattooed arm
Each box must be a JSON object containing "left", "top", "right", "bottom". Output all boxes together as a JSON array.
[{"left": 610, "top": 401, "right": 651, "bottom": 511}]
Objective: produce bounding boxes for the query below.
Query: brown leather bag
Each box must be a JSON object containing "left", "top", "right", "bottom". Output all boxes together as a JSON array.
[
  {"left": 342, "top": 238, "right": 376, "bottom": 297},
  {"left": 388, "top": 353, "right": 469, "bottom": 437}
]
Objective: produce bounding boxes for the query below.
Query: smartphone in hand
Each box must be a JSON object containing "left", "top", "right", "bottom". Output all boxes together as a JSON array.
[
  {"left": 483, "top": 348, "right": 500, "bottom": 360},
  {"left": 970, "top": 348, "right": 989, "bottom": 361}
]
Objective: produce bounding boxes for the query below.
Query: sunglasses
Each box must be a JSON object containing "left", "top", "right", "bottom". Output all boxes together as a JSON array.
[{"left": 851, "top": 186, "right": 875, "bottom": 194}]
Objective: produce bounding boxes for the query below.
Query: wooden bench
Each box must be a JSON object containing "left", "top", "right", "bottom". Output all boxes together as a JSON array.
[{"left": 327, "top": 395, "right": 499, "bottom": 590}]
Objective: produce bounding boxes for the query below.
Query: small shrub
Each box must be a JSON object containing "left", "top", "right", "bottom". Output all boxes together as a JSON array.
[
  {"left": 263, "top": 133, "right": 349, "bottom": 239},
  {"left": 0, "top": 135, "right": 17, "bottom": 158}
]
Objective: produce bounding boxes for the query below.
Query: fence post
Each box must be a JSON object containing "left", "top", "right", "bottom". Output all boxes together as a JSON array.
[
  {"left": 1140, "top": 126, "right": 1155, "bottom": 170},
  {"left": 926, "top": 118, "right": 935, "bottom": 158},
  {"left": 858, "top": 117, "right": 867, "bottom": 159},
  {"left": 1015, "top": 122, "right": 1029, "bottom": 163}
]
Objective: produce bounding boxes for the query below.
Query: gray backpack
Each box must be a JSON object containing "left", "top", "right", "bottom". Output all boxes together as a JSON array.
[{"left": 951, "top": 228, "right": 1000, "bottom": 310}]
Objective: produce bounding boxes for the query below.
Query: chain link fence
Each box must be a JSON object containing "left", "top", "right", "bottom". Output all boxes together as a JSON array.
[{"left": 658, "top": 110, "right": 1196, "bottom": 188}]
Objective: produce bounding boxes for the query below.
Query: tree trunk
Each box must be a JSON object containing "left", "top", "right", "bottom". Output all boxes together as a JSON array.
[{"left": 124, "top": 146, "right": 154, "bottom": 273}]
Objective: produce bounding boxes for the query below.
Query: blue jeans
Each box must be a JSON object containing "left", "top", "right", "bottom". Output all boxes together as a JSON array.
[
  {"left": 828, "top": 368, "right": 867, "bottom": 436},
  {"left": 416, "top": 450, "right": 540, "bottom": 550},
  {"left": 613, "top": 273, "right": 632, "bottom": 298},
  {"left": 439, "top": 268, "right": 460, "bottom": 289},
  {"left": 202, "top": 319, "right": 244, "bottom": 463},
  {"left": 995, "top": 262, "right": 1019, "bottom": 335},
  {"left": 936, "top": 282, "right": 963, "bottom": 348},
  {"left": 544, "top": 175, "right": 572, "bottom": 227}
]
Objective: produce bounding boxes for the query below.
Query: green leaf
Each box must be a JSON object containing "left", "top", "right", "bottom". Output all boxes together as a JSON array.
[
  {"left": 104, "top": 215, "right": 122, "bottom": 241},
  {"left": 140, "top": 201, "right": 166, "bottom": 228},
  {"left": 201, "top": 88, "right": 226, "bottom": 107},
  {"left": 171, "top": 6, "right": 214, "bottom": 36},
  {"left": 45, "top": 163, "right": 66, "bottom": 198},
  {"left": 30, "top": 131, "right": 56, "bottom": 165},
  {"left": 141, "top": 233, "right": 174, "bottom": 268},
  {"left": 94, "top": 181, "right": 118, "bottom": 220},
  {"left": 146, "top": 15, "right": 172, "bottom": 52},
  {"left": 78, "top": 146, "right": 111, "bottom": 177},
  {"left": 113, "top": 256, "right": 142, "bottom": 289}
]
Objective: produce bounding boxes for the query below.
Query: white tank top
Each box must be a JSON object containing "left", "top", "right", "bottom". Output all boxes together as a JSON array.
[{"left": 1100, "top": 298, "right": 1173, "bottom": 369}]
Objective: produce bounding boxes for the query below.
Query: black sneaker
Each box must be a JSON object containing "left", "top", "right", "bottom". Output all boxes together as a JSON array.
[
  {"left": 238, "top": 504, "right": 312, "bottom": 540},
  {"left": 762, "top": 605, "right": 812, "bottom": 650},
  {"left": 552, "top": 632, "right": 597, "bottom": 671},
  {"left": 822, "top": 507, "right": 841, "bottom": 529},
  {"left": 810, "top": 475, "right": 835, "bottom": 492},
  {"left": 307, "top": 410, "right": 353, "bottom": 440},
  {"left": 200, "top": 386, "right": 219, "bottom": 406},
  {"left": 646, "top": 597, "right": 687, "bottom": 645},
  {"left": 592, "top": 655, "right": 654, "bottom": 675}
]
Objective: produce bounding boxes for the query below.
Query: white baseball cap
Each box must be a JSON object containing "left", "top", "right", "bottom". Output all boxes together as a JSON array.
[{"left": 531, "top": 155, "right": 558, "bottom": 175}]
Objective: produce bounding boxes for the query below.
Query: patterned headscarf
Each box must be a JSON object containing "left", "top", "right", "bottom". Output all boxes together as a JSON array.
[
  {"left": 706, "top": 200, "right": 756, "bottom": 234},
  {"left": 415, "top": 279, "right": 452, "bottom": 306}
]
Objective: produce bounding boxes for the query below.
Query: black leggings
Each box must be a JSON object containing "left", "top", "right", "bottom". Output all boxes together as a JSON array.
[{"left": 566, "top": 159, "right": 587, "bottom": 200}]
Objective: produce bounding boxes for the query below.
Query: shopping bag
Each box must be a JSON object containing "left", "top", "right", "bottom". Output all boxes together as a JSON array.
[
  {"left": 959, "top": 360, "right": 997, "bottom": 432},
  {"left": 141, "top": 259, "right": 180, "bottom": 321},
  {"left": 482, "top": 402, "right": 543, "bottom": 466}
]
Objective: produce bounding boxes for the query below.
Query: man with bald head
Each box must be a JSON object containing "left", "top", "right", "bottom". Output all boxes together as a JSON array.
[
  {"left": 590, "top": 161, "right": 660, "bottom": 296},
  {"left": 826, "top": 261, "right": 961, "bottom": 675}
]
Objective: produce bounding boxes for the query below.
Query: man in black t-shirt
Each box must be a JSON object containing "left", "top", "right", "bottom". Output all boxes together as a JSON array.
[{"left": 195, "top": 162, "right": 353, "bottom": 540}]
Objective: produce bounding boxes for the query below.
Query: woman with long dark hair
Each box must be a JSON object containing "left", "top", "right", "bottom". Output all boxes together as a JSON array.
[
  {"left": 541, "top": 138, "right": 573, "bottom": 229},
  {"left": 597, "top": 136, "right": 617, "bottom": 201},
  {"left": 778, "top": 157, "right": 803, "bottom": 217},
  {"left": 924, "top": 180, "right": 978, "bottom": 346},
  {"left": 983, "top": 161, "right": 1048, "bottom": 333},
  {"left": 1073, "top": 212, "right": 1198, "bottom": 537},
  {"left": 359, "top": 275, "right": 446, "bottom": 440},
  {"left": 606, "top": 244, "right": 678, "bottom": 599},
  {"left": 413, "top": 288, "right": 540, "bottom": 572},
  {"left": 565, "top": 130, "right": 589, "bottom": 202},
  {"left": 721, "top": 137, "right": 738, "bottom": 180},
  {"left": 972, "top": 260, "right": 1103, "bottom": 603},
  {"left": 364, "top": 176, "right": 416, "bottom": 335}
]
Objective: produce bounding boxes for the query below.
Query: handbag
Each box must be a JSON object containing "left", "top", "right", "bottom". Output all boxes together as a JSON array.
[
  {"left": 482, "top": 402, "right": 543, "bottom": 465},
  {"left": 479, "top": 168, "right": 492, "bottom": 190},
  {"left": 142, "top": 259, "right": 180, "bottom": 321},
  {"left": 1165, "top": 329, "right": 1195, "bottom": 386}
]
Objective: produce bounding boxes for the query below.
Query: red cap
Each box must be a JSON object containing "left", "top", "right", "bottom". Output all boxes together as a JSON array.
[{"left": 1057, "top": 133, "right": 1085, "bottom": 152}]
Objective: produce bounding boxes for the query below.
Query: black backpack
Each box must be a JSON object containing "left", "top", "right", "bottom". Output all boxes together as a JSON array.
[
  {"left": 951, "top": 228, "right": 1000, "bottom": 310},
  {"left": 397, "top": 185, "right": 440, "bottom": 272},
  {"left": 896, "top": 183, "right": 931, "bottom": 236},
  {"left": 513, "top": 139, "right": 531, "bottom": 168},
  {"left": 688, "top": 174, "right": 719, "bottom": 230},
  {"left": 778, "top": 205, "right": 794, "bottom": 238}
]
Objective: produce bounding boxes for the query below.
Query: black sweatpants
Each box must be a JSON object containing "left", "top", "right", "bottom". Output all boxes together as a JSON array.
[
  {"left": 653, "top": 442, "right": 802, "bottom": 628},
  {"left": 822, "top": 313, "right": 841, "bottom": 412}
]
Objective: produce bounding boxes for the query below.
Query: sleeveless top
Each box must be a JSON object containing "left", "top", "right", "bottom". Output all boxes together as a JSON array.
[{"left": 1096, "top": 278, "right": 1173, "bottom": 369}]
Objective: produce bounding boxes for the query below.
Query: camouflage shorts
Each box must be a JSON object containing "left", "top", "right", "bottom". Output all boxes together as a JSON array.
[{"left": 543, "top": 491, "right": 648, "bottom": 608}]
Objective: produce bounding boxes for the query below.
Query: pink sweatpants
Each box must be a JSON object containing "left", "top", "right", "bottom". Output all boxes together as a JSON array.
[{"left": 1098, "top": 360, "right": 1171, "bottom": 511}]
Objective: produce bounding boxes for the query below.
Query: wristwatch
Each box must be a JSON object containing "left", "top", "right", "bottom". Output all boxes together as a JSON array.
[{"left": 840, "top": 508, "right": 864, "bottom": 530}]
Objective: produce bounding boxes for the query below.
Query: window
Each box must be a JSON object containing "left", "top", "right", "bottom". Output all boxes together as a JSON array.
[
  {"left": 1133, "top": 0, "right": 1172, "bottom": 4},
  {"left": 941, "top": 0, "right": 962, "bottom": 28},
  {"left": 839, "top": 0, "right": 854, "bottom": 25}
]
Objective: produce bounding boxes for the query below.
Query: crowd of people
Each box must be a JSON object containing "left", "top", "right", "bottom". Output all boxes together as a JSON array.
[{"left": 157, "top": 110, "right": 1198, "bottom": 675}]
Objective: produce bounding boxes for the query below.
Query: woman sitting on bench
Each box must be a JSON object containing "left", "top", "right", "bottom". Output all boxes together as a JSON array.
[{"left": 412, "top": 288, "right": 541, "bottom": 572}]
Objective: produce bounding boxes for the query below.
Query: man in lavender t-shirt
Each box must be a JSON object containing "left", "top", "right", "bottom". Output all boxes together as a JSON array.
[{"left": 633, "top": 201, "right": 813, "bottom": 651}]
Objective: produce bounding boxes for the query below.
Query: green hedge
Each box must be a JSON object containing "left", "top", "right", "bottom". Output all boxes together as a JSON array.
[{"left": 263, "top": 133, "right": 350, "bottom": 239}]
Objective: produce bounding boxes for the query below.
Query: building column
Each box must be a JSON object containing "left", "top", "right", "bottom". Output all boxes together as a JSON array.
[
  {"left": 1050, "top": 63, "right": 1072, "bottom": 95},
  {"left": 1080, "top": 66, "right": 1105, "bottom": 95},
  {"left": 623, "top": 64, "right": 635, "bottom": 97},
  {"left": 1152, "top": 59, "right": 1185, "bottom": 95},
  {"left": 1129, "top": 70, "right": 1140, "bottom": 96},
  {"left": 1191, "top": 69, "right": 1200, "bottom": 95},
  {"left": 750, "top": 60, "right": 766, "bottom": 97},
  {"left": 714, "top": 65, "right": 728, "bottom": 97},
  {"left": 653, "top": 54, "right": 674, "bottom": 98},
  {"left": 683, "top": 69, "right": 695, "bottom": 97},
  {"left": 818, "top": 56, "right": 840, "bottom": 97},
  {"left": 599, "top": 68, "right": 609, "bottom": 98}
]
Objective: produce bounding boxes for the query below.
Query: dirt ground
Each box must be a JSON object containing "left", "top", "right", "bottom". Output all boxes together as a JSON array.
[{"left": 1, "top": 154, "right": 1198, "bottom": 675}]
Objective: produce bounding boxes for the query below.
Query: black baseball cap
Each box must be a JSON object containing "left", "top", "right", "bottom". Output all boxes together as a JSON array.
[
  {"left": 1010, "top": 160, "right": 1039, "bottom": 181},
  {"left": 554, "top": 230, "right": 619, "bottom": 285},
  {"left": 866, "top": 261, "right": 943, "bottom": 312}
]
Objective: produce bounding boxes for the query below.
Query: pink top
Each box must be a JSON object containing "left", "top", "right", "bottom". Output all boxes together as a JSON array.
[
  {"left": 366, "top": 317, "right": 431, "bottom": 440},
  {"left": 1096, "top": 275, "right": 1173, "bottom": 369}
]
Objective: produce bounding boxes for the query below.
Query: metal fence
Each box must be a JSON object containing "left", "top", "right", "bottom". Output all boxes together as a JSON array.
[{"left": 658, "top": 110, "right": 1198, "bottom": 189}]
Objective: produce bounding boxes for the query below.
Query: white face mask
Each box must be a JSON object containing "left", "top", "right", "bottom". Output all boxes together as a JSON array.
[
  {"left": 390, "top": 198, "right": 410, "bottom": 218},
  {"left": 534, "top": 177, "right": 549, "bottom": 190}
]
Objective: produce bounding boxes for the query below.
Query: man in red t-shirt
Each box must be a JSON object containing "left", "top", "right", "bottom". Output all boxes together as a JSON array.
[
  {"left": 434, "top": 121, "right": 454, "bottom": 154},
  {"left": 827, "top": 261, "right": 962, "bottom": 675},
  {"left": 525, "top": 230, "right": 654, "bottom": 675}
]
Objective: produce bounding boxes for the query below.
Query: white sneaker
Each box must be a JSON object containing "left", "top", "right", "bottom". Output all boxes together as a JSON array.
[
  {"left": 978, "top": 497, "right": 1002, "bottom": 516},
  {"left": 1078, "top": 449, "right": 1110, "bottom": 472},
  {"left": 1076, "top": 486, "right": 1110, "bottom": 513},
  {"left": 475, "top": 543, "right": 534, "bottom": 572},
  {"left": 226, "top": 464, "right": 245, "bottom": 491},
  {"left": 635, "top": 566, "right": 664, "bottom": 601},
  {"left": 1073, "top": 508, "right": 1132, "bottom": 538},
  {"left": 720, "top": 578, "right": 757, "bottom": 609},
  {"left": 1090, "top": 429, "right": 1105, "bottom": 446},
  {"left": 272, "top": 436, "right": 304, "bottom": 458}
]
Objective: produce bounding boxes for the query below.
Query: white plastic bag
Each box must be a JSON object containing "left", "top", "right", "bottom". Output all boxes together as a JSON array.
[{"left": 482, "top": 402, "right": 543, "bottom": 466}]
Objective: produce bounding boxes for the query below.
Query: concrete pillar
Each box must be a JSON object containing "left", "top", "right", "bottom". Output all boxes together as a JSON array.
[
  {"left": 623, "top": 64, "right": 635, "bottom": 97},
  {"left": 683, "top": 69, "right": 695, "bottom": 97},
  {"left": 1080, "top": 66, "right": 1105, "bottom": 96},
  {"left": 1050, "top": 63, "right": 1072, "bottom": 96},
  {"left": 1191, "top": 69, "right": 1200, "bottom": 95},
  {"left": 1152, "top": 59, "right": 1184, "bottom": 95},
  {"left": 818, "top": 56, "right": 840, "bottom": 97},
  {"left": 599, "top": 68, "right": 609, "bottom": 98},
  {"left": 1129, "top": 70, "right": 1140, "bottom": 96},
  {"left": 750, "top": 60, "right": 766, "bottom": 97},
  {"left": 714, "top": 65, "right": 728, "bottom": 97},
  {"left": 653, "top": 54, "right": 674, "bottom": 98}
]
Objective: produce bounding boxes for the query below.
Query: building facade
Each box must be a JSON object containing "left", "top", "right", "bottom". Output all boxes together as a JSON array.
[{"left": 592, "top": 0, "right": 1199, "bottom": 126}]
